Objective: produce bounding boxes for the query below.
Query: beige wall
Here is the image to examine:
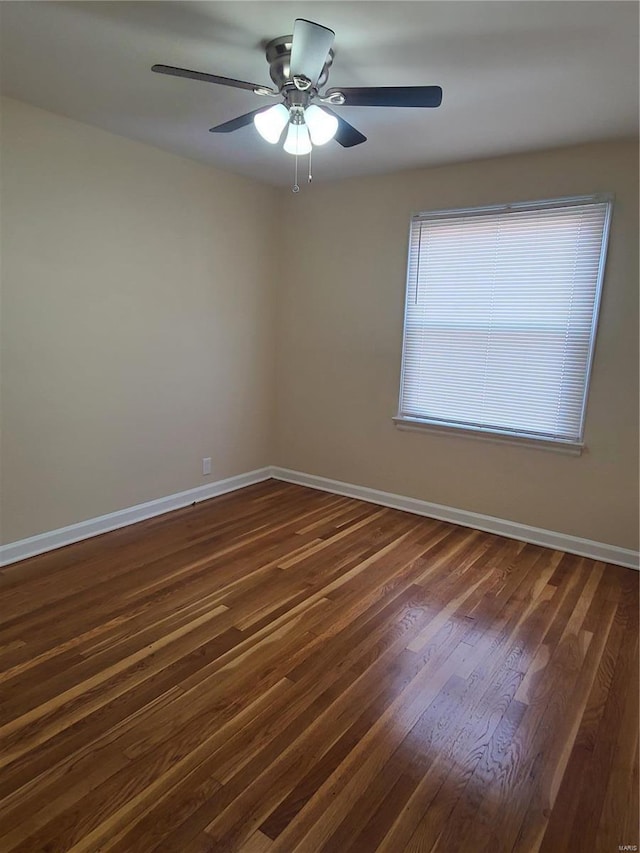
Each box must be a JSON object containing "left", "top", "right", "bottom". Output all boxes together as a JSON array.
[
  {"left": 275, "top": 140, "right": 639, "bottom": 550},
  {"left": 1, "top": 98, "right": 637, "bottom": 553},
  {"left": 0, "top": 97, "right": 278, "bottom": 542}
]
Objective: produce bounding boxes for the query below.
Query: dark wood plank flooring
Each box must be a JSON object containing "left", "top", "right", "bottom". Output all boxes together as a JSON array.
[{"left": 0, "top": 479, "right": 637, "bottom": 852}]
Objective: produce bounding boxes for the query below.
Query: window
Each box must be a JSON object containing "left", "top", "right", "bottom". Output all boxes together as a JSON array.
[{"left": 395, "top": 195, "right": 612, "bottom": 452}]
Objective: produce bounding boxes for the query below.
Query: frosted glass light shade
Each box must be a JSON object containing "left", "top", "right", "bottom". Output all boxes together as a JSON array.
[
  {"left": 254, "top": 104, "right": 289, "bottom": 144},
  {"left": 283, "top": 122, "right": 312, "bottom": 156},
  {"left": 305, "top": 105, "right": 339, "bottom": 145}
]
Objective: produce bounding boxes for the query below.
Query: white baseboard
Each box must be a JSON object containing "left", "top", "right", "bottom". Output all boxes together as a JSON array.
[
  {"left": 270, "top": 467, "right": 640, "bottom": 571},
  {"left": 2, "top": 465, "right": 637, "bottom": 571},
  {"left": 0, "top": 468, "right": 273, "bottom": 567}
]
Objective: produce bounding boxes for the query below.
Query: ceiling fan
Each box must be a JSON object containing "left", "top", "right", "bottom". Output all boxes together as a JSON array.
[{"left": 152, "top": 18, "right": 443, "bottom": 160}]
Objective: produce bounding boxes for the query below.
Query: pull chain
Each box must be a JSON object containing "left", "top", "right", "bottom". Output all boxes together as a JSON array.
[
  {"left": 292, "top": 149, "right": 299, "bottom": 193},
  {"left": 308, "top": 147, "right": 313, "bottom": 183}
]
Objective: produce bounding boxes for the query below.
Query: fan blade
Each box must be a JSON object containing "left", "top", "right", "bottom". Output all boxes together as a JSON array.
[
  {"left": 209, "top": 109, "right": 268, "bottom": 133},
  {"left": 152, "top": 64, "right": 274, "bottom": 94},
  {"left": 290, "top": 19, "right": 335, "bottom": 87},
  {"left": 322, "top": 108, "right": 367, "bottom": 148},
  {"left": 325, "top": 86, "right": 443, "bottom": 108}
]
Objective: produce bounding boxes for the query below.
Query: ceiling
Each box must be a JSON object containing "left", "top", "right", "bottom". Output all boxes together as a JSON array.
[{"left": 1, "top": 1, "right": 638, "bottom": 186}]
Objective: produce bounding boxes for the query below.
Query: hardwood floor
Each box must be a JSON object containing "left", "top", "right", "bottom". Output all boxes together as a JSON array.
[{"left": 0, "top": 479, "right": 637, "bottom": 852}]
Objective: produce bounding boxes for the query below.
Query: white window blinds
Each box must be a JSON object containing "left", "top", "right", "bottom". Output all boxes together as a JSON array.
[{"left": 397, "top": 195, "right": 612, "bottom": 447}]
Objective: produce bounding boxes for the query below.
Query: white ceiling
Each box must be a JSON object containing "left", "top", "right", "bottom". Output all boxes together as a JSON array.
[{"left": 1, "top": 1, "right": 638, "bottom": 186}]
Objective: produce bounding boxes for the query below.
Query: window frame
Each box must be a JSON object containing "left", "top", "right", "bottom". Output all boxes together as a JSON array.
[{"left": 394, "top": 193, "right": 614, "bottom": 454}]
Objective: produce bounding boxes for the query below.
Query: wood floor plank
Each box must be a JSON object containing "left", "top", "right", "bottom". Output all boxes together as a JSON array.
[{"left": 0, "top": 480, "right": 636, "bottom": 852}]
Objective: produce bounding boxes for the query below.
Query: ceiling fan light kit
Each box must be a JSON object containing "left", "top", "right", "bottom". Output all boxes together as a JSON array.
[
  {"left": 152, "top": 17, "right": 442, "bottom": 191},
  {"left": 254, "top": 103, "right": 338, "bottom": 150}
]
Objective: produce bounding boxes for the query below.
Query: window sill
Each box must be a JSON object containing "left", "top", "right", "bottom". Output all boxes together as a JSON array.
[{"left": 393, "top": 416, "right": 584, "bottom": 456}]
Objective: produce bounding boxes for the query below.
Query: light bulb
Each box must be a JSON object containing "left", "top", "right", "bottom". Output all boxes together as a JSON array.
[
  {"left": 254, "top": 104, "right": 289, "bottom": 144},
  {"left": 283, "top": 122, "right": 312, "bottom": 156},
  {"left": 304, "top": 105, "right": 339, "bottom": 146}
]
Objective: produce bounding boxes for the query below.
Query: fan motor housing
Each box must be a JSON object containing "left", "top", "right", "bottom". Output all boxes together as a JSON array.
[{"left": 265, "top": 35, "right": 334, "bottom": 92}]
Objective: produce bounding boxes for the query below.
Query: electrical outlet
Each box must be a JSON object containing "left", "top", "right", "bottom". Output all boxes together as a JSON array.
[{"left": 202, "top": 457, "right": 212, "bottom": 476}]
